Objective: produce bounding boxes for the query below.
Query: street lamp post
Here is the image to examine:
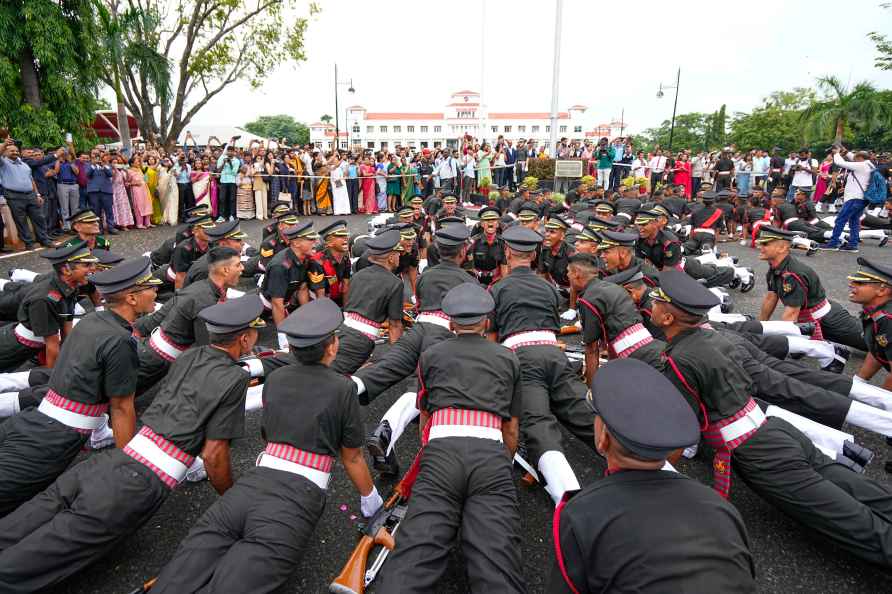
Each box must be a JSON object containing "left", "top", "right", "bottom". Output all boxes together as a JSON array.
[
  {"left": 656, "top": 68, "right": 681, "bottom": 150},
  {"left": 333, "top": 63, "right": 355, "bottom": 153}
]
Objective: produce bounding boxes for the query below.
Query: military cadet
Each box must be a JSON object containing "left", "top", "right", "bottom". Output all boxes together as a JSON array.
[
  {"left": 684, "top": 191, "right": 725, "bottom": 253},
  {"left": 652, "top": 270, "right": 892, "bottom": 568},
  {"left": 773, "top": 189, "right": 832, "bottom": 243},
  {"left": 757, "top": 226, "right": 866, "bottom": 351},
  {"left": 157, "top": 211, "right": 215, "bottom": 291},
  {"left": 435, "top": 193, "right": 463, "bottom": 230},
  {"left": 183, "top": 219, "right": 247, "bottom": 287},
  {"left": 358, "top": 224, "right": 478, "bottom": 475},
  {"left": 247, "top": 208, "right": 300, "bottom": 276},
  {"left": 0, "top": 296, "right": 261, "bottom": 592},
  {"left": 517, "top": 201, "right": 541, "bottom": 230},
  {"left": 742, "top": 190, "right": 773, "bottom": 247},
  {"left": 614, "top": 186, "right": 643, "bottom": 225},
  {"left": 595, "top": 230, "right": 661, "bottom": 287},
  {"left": 135, "top": 247, "right": 244, "bottom": 393},
  {"left": 592, "top": 199, "right": 618, "bottom": 223},
  {"left": 312, "top": 219, "right": 352, "bottom": 306},
  {"left": 425, "top": 214, "right": 464, "bottom": 268},
  {"left": 0, "top": 257, "right": 158, "bottom": 518},
  {"left": 550, "top": 359, "right": 756, "bottom": 594},
  {"left": 848, "top": 258, "right": 892, "bottom": 391},
  {"left": 567, "top": 254, "right": 664, "bottom": 386},
  {"left": 394, "top": 222, "right": 421, "bottom": 299},
  {"left": 539, "top": 214, "right": 574, "bottom": 292},
  {"left": 149, "top": 204, "right": 210, "bottom": 268},
  {"left": 468, "top": 206, "right": 507, "bottom": 286},
  {"left": 379, "top": 283, "right": 525, "bottom": 594},
  {"left": 572, "top": 227, "right": 601, "bottom": 257},
  {"left": 490, "top": 226, "right": 594, "bottom": 504},
  {"left": 260, "top": 222, "right": 325, "bottom": 350},
  {"left": 0, "top": 244, "right": 96, "bottom": 372},
  {"left": 331, "top": 229, "right": 406, "bottom": 376},
  {"left": 61, "top": 208, "right": 111, "bottom": 250},
  {"left": 151, "top": 298, "right": 381, "bottom": 594},
  {"left": 261, "top": 201, "right": 294, "bottom": 240}
]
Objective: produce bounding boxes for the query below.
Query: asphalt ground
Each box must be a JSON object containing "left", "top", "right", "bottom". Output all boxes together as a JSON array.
[{"left": 2, "top": 214, "right": 891, "bottom": 593}]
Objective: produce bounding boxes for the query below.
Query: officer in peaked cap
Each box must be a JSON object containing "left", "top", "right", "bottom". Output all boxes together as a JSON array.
[
  {"left": 541, "top": 214, "right": 574, "bottom": 294},
  {"left": 0, "top": 243, "right": 97, "bottom": 372},
  {"left": 149, "top": 204, "right": 211, "bottom": 269},
  {"left": 184, "top": 219, "right": 248, "bottom": 287},
  {"left": 312, "top": 220, "right": 352, "bottom": 306},
  {"left": 163, "top": 211, "right": 216, "bottom": 290},
  {"left": 92, "top": 249, "right": 125, "bottom": 271},
  {"left": 262, "top": 201, "right": 295, "bottom": 240},
  {"left": 152, "top": 296, "right": 379, "bottom": 594},
  {"left": 596, "top": 229, "right": 662, "bottom": 287},
  {"left": 550, "top": 358, "right": 755, "bottom": 594},
  {"left": 848, "top": 258, "right": 892, "bottom": 392},
  {"left": 469, "top": 206, "right": 507, "bottom": 286},
  {"left": 379, "top": 281, "right": 525, "bottom": 593},
  {"left": 333, "top": 229, "right": 406, "bottom": 375},
  {"left": 62, "top": 209, "right": 110, "bottom": 250},
  {"left": 516, "top": 202, "right": 541, "bottom": 231}
]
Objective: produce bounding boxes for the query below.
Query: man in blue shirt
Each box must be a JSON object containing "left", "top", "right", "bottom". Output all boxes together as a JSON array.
[
  {"left": 0, "top": 139, "right": 52, "bottom": 249},
  {"left": 84, "top": 152, "right": 118, "bottom": 235},
  {"left": 172, "top": 155, "right": 193, "bottom": 222},
  {"left": 215, "top": 139, "right": 240, "bottom": 222},
  {"left": 54, "top": 147, "right": 80, "bottom": 231}
]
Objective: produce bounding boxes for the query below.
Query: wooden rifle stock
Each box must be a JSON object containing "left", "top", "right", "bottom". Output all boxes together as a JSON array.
[
  {"left": 329, "top": 527, "right": 395, "bottom": 594},
  {"left": 126, "top": 576, "right": 157, "bottom": 594},
  {"left": 559, "top": 324, "right": 580, "bottom": 335}
]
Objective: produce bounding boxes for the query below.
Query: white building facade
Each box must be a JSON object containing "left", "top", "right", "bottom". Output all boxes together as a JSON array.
[{"left": 309, "top": 90, "right": 627, "bottom": 153}]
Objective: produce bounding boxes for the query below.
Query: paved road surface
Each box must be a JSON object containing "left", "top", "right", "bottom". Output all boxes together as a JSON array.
[{"left": 2, "top": 215, "right": 890, "bottom": 593}]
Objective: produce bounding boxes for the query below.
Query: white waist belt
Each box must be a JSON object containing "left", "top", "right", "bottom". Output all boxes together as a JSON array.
[
  {"left": 258, "top": 291, "right": 272, "bottom": 310},
  {"left": 693, "top": 227, "right": 716, "bottom": 235},
  {"left": 37, "top": 398, "right": 105, "bottom": 431},
  {"left": 126, "top": 433, "right": 189, "bottom": 483},
  {"left": 428, "top": 424, "right": 503, "bottom": 442},
  {"left": 611, "top": 326, "right": 652, "bottom": 353},
  {"left": 149, "top": 328, "right": 185, "bottom": 360},
  {"left": 501, "top": 331, "right": 557, "bottom": 349},
  {"left": 344, "top": 315, "right": 380, "bottom": 339},
  {"left": 811, "top": 300, "right": 831, "bottom": 319},
  {"left": 14, "top": 324, "right": 45, "bottom": 345},
  {"left": 257, "top": 453, "right": 330, "bottom": 489},
  {"left": 166, "top": 266, "right": 177, "bottom": 281},
  {"left": 783, "top": 217, "right": 799, "bottom": 226},
  {"left": 416, "top": 313, "right": 451, "bottom": 329},
  {"left": 720, "top": 405, "right": 767, "bottom": 443}
]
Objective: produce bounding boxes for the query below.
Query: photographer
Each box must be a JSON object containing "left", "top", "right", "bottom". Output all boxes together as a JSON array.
[
  {"left": 54, "top": 146, "right": 80, "bottom": 232},
  {"left": 820, "top": 146, "right": 876, "bottom": 252},
  {"left": 215, "top": 137, "right": 241, "bottom": 222},
  {"left": 172, "top": 154, "right": 194, "bottom": 222},
  {"left": 85, "top": 152, "right": 117, "bottom": 235},
  {"left": 787, "top": 148, "right": 817, "bottom": 202},
  {"left": 595, "top": 137, "right": 616, "bottom": 190},
  {"left": 0, "top": 138, "right": 52, "bottom": 249}
]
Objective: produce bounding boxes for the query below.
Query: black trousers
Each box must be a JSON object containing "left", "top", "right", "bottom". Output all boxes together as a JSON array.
[
  {"left": 683, "top": 258, "right": 734, "bottom": 288},
  {"left": 136, "top": 340, "right": 173, "bottom": 396},
  {"left": 153, "top": 467, "right": 325, "bottom": 594},
  {"left": 178, "top": 183, "right": 195, "bottom": 220},
  {"left": 0, "top": 409, "right": 87, "bottom": 517},
  {"left": 821, "top": 302, "right": 867, "bottom": 352},
  {"left": 683, "top": 230, "right": 717, "bottom": 254},
  {"left": 355, "top": 322, "right": 452, "bottom": 403},
  {"left": 788, "top": 220, "right": 827, "bottom": 242},
  {"left": 379, "top": 437, "right": 525, "bottom": 593},
  {"left": 0, "top": 450, "right": 169, "bottom": 593},
  {"left": 513, "top": 344, "right": 594, "bottom": 466},
  {"left": 5, "top": 191, "right": 49, "bottom": 246},
  {"left": 331, "top": 326, "right": 375, "bottom": 375},
  {"left": 0, "top": 324, "right": 39, "bottom": 373},
  {"left": 347, "top": 178, "right": 360, "bottom": 213},
  {"left": 218, "top": 183, "right": 237, "bottom": 219},
  {"left": 734, "top": 417, "right": 892, "bottom": 567}
]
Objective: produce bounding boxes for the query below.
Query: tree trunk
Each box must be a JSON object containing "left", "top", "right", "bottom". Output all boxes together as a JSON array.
[
  {"left": 114, "top": 69, "right": 132, "bottom": 156},
  {"left": 834, "top": 118, "right": 845, "bottom": 144},
  {"left": 19, "top": 44, "right": 41, "bottom": 108}
]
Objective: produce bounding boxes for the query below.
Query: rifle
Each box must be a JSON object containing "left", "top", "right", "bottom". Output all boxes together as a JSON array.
[
  {"left": 329, "top": 449, "right": 421, "bottom": 594},
  {"left": 126, "top": 576, "right": 157, "bottom": 594}
]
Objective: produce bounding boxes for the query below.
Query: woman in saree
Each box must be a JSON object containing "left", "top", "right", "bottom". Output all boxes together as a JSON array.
[
  {"left": 400, "top": 157, "right": 417, "bottom": 208},
  {"left": 111, "top": 154, "right": 134, "bottom": 229},
  {"left": 315, "top": 161, "right": 332, "bottom": 214},
  {"left": 145, "top": 155, "right": 163, "bottom": 225},
  {"left": 158, "top": 158, "right": 179, "bottom": 225},
  {"left": 127, "top": 155, "right": 154, "bottom": 228},
  {"left": 360, "top": 156, "right": 378, "bottom": 214},
  {"left": 191, "top": 160, "right": 212, "bottom": 214},
  {"left": 386, "top": 154, "right": 401, "bottom": 212}
]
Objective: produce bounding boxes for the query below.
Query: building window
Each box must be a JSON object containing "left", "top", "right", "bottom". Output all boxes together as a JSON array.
[
  {"left": 546, "top": 126, "right": 551, "bottom": 133},
  {"left": 393, "top": 125, "right": 401, "bottom": 133},
  {"left": 314, "top": 141, "right": 323, "bottom": 148},
  {"left": 381, "top": 141, "right": 388, "bottom": 149},
  {"left": 434, "top": 141, "right": 442, "bottom": 148},
  {"left": 420, "top": 125, "right": 428, "bottom": 133},
  {"left": 574, "top": 125, "right": 582, "bottom": 133},
  {"left": 352, "top": 125, "right": 360, "bottom": 133},
  {"left": 559, "top": 125, "right": 567, "bottom": 133},
  {"left": 421, "top": 141, "right": 428, "bottom": 148},
  {"left": 504, "top": 125, "right": 512, "bottom": 133},
  {"left": 434, "top": 125, "right": 441, "bottom": 133},
  {"left": 407, "top": 125, "right": 414, "bottom": 133},
  {"left": 340, "top": 141, "right": 347, "bottom": 149},
  {"left": 518, "top": 125, "right": 526, "bottom": 133},
  {"left": 531, "top": 125, "right": 539, "bottom": 133},
  {"left": 367, "top": 142, "right": 375, "bottom": 149},
  {"left": 366, "top": 126, "right": 374, "bottom": 134},
  {"left": 379, "top": 126, "right": 387, "bottom": 133},
  {"left": 491, "top": 125, "right": 498, "bottom": 133}
]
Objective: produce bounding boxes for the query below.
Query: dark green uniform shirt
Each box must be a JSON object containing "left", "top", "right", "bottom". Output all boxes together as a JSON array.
[
  {"left": 862, "top": 301, "right": 892, "bottom": 372},
  {"left": 765, "top": 254, "right": 826, "bottom": 309},
  {"left": 636, "top": 229, "right": 682, "bottom": 270},
  {"left": 159, "top": 279, "right": 225, "bottom": 347},
  {"left": 490, "top": 266, "right": 560, "bottom": 341},
  {"left": 17, "top": 275, "right": 78, "bottom": 338},
  {"left": 538, "top": 240, "right": 573, "bottom": 288}
]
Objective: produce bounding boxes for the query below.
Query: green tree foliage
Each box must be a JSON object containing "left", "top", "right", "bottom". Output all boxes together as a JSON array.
[
  {"left": 320, "top": 114, "right": 333, "bottom": 123},
  {"left": 0, "top": 0, "right": 103, "bottom": 148},
  {"left": 112, "top": 0, "right": 320, "bottom": 148},
  {"left": 800, "top": 76, "right": 892, "bottom": 144},
  {"left": 244, "top": 114, "right": 309, "bottom": 145},
  {"left": 868, "top": 3, "right": 892, "bottom": 70},
  {"left": 730, "top": 89, "right": 817, "bottom": 151}
]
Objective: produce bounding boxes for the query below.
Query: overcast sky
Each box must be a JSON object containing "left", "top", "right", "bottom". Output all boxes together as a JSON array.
[{"left": 180, "top": 0, "right": 892, "bottom": 134}]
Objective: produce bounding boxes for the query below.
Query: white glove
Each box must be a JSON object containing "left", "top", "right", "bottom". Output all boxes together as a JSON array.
[
  {"left": 241, "top": 358, "right": 265, "bottom": 378},
  {"left": 185, "top": 457, "right": 207, "bottom": 482},
  {"left": 409, "top": 294, "right": 417, "bottom": 305},
  {"left": 277, "top": 332, "right": 289, "bottom": 351},
  {"left": 361, "top": 485, "right": 384, "bottom": 518},
  {"left": 560, "top": 309, "right": 578, "bottom": 321},
  {"left": 351, "top": 375, "right": 366, "bottom": 395}
]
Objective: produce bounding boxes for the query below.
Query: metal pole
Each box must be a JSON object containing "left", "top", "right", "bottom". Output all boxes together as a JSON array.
[
  {"left": 479, "top": 0, "right": 486, "bottom": 145},
  {"left": 548, "top": 0, "right": 563, "bottom": 158},
  {"left": 334, "top": 63, "right": 339, "bottom": 153},
  {"left": 668, "top": 68, "right": 680, "bottom": 150},
  {"left": 620, "top": 108, "right": 625, "bottom": 137}
]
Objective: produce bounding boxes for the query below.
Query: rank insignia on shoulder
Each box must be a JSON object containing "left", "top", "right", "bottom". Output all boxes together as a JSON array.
[
  {"left": 47, "top": 290, "right": 62, "bottom": 302},
  {"left": 878, "top": 334, "right": 889, "bottom": 348},
  {"left": 261, "top": 248, "right": 274, "bottom": 258},
  {"left": 714, "top": 459, "right": 728, "bottom": 474},
  {"left": 309, "top": 271, "right": 325, "bottom": 284},
  {"left": 782, "top": 281, "right": 793, "bottom": 294}
]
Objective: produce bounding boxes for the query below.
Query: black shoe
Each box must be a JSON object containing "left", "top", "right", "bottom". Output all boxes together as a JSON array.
[
  {"left": 879, "top": 235, "right": 889, "bottom": 248},
  {"left": 721, "top": 299, "right": 734, "bottom": 314},
  {"left": 40, "top": 241, "right": 54, "bottom": 248},
  {"left": 797, "top": 322, "right": 816, "bottom": 337},
  {"left": 843, "top": 441, "right": 875, "bottom": 469},
  {"left": 729, "top": 276, "right": 741, "bottom": 289},
  {"left": 836, "top": 453, "right": 866, "bottom": 474},
  {"left": 367, "top": 421, "right": 399, "bottom": 477},
  {"left": 106, "top": 227, "right": 119, "bottom": 235},
  {"left": 806, "top": 245, "right": 818, "bottom": 256},
  {"left": 740, "top": 270, "right": 756, "bottom": 293},
  {"left": 839, "top": 244, "right": 859, "bottom": 253}
]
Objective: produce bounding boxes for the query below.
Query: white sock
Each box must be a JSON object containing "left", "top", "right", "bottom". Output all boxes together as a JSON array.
[
  {"left": 733, "top": 266, "right": 752, "bottom": 284},
  {"left": 767, "top": 405, "right": 853, "bottom": 455},
  {"left": 707, "top": 308, "right": 748, "bottom": 323},
  {"left": 538, "top": 450, "right": 581, "bottom": 506},
  {"left": 850, "top": 376, "right": 892, "bottom": 412},
  {"left": 845, "top": 400, "right": 892, "bottom": 438},
  {"left": 0, "top": 392, "right": 20, "bottom": 418},
  {"left": 244, "top": 383, "right": 264, "bottom": 411},
  {"left": 0, "top": 371, "right": 31, "bottom": 393},
  {"left": 791, "top": 236, "right": 812, "bottom": 250},
  {"left": 661, "top": 460, "right": 678, "bottom": 472},
  {"left": 860, "top": 229, "right": 886, "bottom": 241},
  {"left": 185, "top": 457, "right": 207, "bottom": 482},
  {"left": 10, "top": 269, "right": 39, "bottom": 283},
  {"left": 760, "top": 321, "right": 803, "bottom": 337},
  {"left": 682, "top": 444, "right": 699, "bottom": 458},
  {"left": 0, "top": 279, "right": 9, "bottom": 291},
  {"left": 785, "top": 335, "right": 835, "bottom": 367},
  {"left": 381, "top": 392, "right": 420, "bottom": 456},
  {"left": 89, "top": 414, "right": 114, "bottom": 448}
]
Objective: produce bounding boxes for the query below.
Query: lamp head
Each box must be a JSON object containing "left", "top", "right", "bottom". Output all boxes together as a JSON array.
[{"left": 656, "top": 87, "right": 664, "bottom": 99}]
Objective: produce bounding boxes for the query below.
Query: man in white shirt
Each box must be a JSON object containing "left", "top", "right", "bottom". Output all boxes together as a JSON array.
[
  {"left": 788, "top": 148, "right": 817, "bottom": 201},
  {"left": 822, "top": 148, "right": 875, "bottom": 252},
  {"left": 753, "top": 149, "right": 770, "bottom": 190},
  {"left": 647, "top": 149, "right": 667, "bottom": 197},
  {"left": 436, "top": 150, "right": 458, "bottom": 192}
]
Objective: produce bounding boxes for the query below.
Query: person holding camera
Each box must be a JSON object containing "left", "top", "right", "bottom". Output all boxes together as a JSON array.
[
  {"left": 215, "top": 138, "right": 241, "bottom": 222},
  {"left": 53, "top": 147, "right": 80, "bottom": 232},
  {"left": 787, "top": 148, "right": 818, "bottom": 202},
  {"left": 173, "top": 154, "right": 194, "bottom": 222},
  {"left": 0, "top": 139, "right": 53, "bottom": 249},
  {"left": 820, "top": 147, "right": 877, "bottom": 252}
]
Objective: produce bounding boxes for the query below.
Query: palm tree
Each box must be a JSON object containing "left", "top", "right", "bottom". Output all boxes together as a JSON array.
[
  {"left": 94, "top": 1, "right": 171, "bottom": 154},
  {"left": 320, "top": 114, "right": 333, "bottom": 124},
  {"left": 800, "top": 76, "right": 892, "bottom": 144}
]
